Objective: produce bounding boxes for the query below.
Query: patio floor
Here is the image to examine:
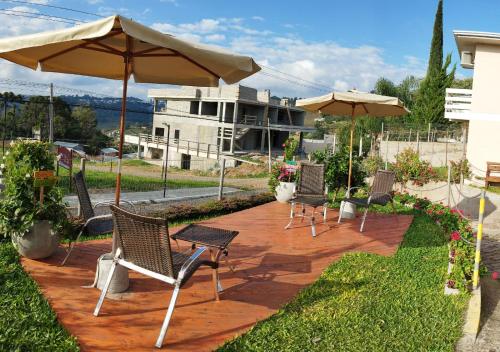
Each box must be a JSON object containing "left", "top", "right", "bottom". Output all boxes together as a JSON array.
[{"left": 22, "top": 201, "right": 413, "bottom": 351}]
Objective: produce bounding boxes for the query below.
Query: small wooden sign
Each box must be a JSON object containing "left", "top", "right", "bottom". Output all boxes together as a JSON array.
[
  {"left": 33, "top": 170, "right": 57, "bottom": 204},
  {"left": 57, "top": 147, "right": 72, "bottom": 170}
]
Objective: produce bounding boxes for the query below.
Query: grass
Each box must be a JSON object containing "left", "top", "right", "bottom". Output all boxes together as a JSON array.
[
  {"left": 57, "top": 169, "right": 219, "bottom": 194},
  {"left": 0, "top": 242, "right": 79, "bottom": 351},
  {"left": 219, "top": 212, "right": 469, "bottom": 352}
]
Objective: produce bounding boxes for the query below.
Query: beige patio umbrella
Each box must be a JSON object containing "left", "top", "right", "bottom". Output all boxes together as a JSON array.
[
  {"left": 296, "top": 90, "right": 408, "bottom": 192},
  {"left": 0, "top": 14, "right": 260, "bottom": 205}
]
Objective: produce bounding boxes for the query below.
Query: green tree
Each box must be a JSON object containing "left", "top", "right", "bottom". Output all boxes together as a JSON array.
[
  {"left": 412, "top": 0, "right": 455, "bottom": 124},
  {"left": 20, "top": 96, "right": 72, "bottom": 140},
  {"left": 427, "top": 0, "right": 443, "bottom": 76},
  {"left": 451, "top": 78, "right": 473, "bottom": 89}
]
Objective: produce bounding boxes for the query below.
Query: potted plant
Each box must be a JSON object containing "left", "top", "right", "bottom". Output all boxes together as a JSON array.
[
  {"left": 0, "top": 141, "right": 68, "bottom": 259},
  {"left": 269, "top": 162, "right": 299, "bottom": 203},
  {"left": 283, "top": 136, "right": 299, "bottom": 163}
]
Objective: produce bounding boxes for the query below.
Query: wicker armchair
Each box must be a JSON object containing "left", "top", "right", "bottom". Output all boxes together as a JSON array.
[
  {"left": 94, "top": 205, "right": 214, "bottom": 349},
  {"left": 285, "top": 163, "right": 328, "bottom": 237},
  {"left": 338, "top": 170, "right": 396, "bottom": 232},
  {"left": 61, "top": 171, "right": 135, "bottom": 265}
]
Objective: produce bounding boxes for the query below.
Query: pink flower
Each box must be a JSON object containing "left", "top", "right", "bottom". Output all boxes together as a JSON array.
[
  {"left": 450, "top": 231, "right": 461, "bottom": 241},
  {"left": 492, "top": 272, "right": 499, "bottom": 280},
  {"left": 473, "top": 232, "right": 477, "bottom": 238},
  {"left": 447, "top": 280, "right": 455, "bottom": 288}
]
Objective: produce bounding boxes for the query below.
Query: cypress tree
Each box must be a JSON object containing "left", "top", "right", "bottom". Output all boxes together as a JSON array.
[
  {"left": 427, "top": 0, "right": 443, "bottom": 76},
  {"left": 413, "top": 0, "right": 455, "bottom": 124}
]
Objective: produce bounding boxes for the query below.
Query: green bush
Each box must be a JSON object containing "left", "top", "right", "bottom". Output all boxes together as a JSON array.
[
  {"left": 0, "top": 141, "right": 68, "bottom": 239},
  {"left": 312, "top": 146, "right": 365, "bottom": 196},
  {"left": 450, "top": 159, "right": 471, "bottom": 183},
  {"left": 391, "top": 148, "right": 437, "bottom": 186},
  {"left": 362, "top": 154, "right": 384, "bottom": 176},
  {"left": 283, "top": 136, "right": 299, "bottom": 161}
]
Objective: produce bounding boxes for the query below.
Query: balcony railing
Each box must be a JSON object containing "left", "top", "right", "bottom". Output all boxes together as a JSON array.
[{"left": 445, "top": 88, "right": 472, "bottom": 121}]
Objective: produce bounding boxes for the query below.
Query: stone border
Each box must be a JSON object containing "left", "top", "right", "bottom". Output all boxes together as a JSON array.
[{"left": 459, "top": 287, "right": 482, "bottom": 344}]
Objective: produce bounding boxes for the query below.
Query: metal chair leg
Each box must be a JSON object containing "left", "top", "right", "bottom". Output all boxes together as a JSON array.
[
  {"left": 285, "top": 202, "right": 295, "bottom": 230},
  {"left": 323, "top": 203, "right": 327, "bottom": 223},
  {"left": 155, "top": 284, "right": 181, "bottom": 349},
  {"left": 93, "top": 258, "right": 118, "bottom": 316},
  {"left": 360, "top": 208, "right": 369, "bottom": 232},
  {"left": 300, "top": 204, "right": 305, "bottom": 223},
  {"left": 338, "top": 201, "right": 346, "bottom": 224},
  {"left": 61, "top": 228, "right": 85, "bottom": 266},
  {"left": 311, "top": 211, "right": 316, "bottom": 237}
]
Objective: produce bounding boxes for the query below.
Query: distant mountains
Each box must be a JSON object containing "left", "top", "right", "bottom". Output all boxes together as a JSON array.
[{"left": 59, "top": 95, "right": 153, "bottom": 129}]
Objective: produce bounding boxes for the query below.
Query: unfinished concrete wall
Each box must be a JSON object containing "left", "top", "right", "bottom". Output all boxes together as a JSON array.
[{"left": 379, "top": 141, "right": 466, "bottom": 167}]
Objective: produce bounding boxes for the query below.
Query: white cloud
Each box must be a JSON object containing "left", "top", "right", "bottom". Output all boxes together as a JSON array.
[
  {"left": 160, "top": 0, "right": 179, "bottom": 5},
  {"left": 205, "top": 34, "right": 226, "bottom": 42},
  {"left": 87, "top": 0, "right": 103, "bottom": 4},
  {"left": 251, "top": 16, "right": 264, "bottom": 21}
]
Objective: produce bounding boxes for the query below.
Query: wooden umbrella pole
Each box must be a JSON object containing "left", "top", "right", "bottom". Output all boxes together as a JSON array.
[
  {"left": 347, "top": 105, "right": 355, "bottom": 195},
  {"left": 114, "top": 41, "right": 130, "bottom": 206}
]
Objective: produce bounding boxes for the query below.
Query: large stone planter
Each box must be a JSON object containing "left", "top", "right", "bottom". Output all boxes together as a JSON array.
[
  {"left": 94, "top": 252, "right": 129, "bottom": 294},
  {"left": 275, "top": 181, "right": 295, "bottom": 203},
  {"left": 12, "top": 220, "right": 60, "bottom": 259},
  {"left": 340, "top": 201, "right": 356, "bottom": 219}
]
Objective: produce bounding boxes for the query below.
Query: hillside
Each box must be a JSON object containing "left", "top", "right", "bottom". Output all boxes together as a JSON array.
[{"left": 59, "top": 95, "right": 153, "bottom": 129}]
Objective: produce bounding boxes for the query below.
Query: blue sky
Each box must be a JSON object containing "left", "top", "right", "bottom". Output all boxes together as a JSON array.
[{"left": 0, "top": 0, "right": 498, "bottom": 99}]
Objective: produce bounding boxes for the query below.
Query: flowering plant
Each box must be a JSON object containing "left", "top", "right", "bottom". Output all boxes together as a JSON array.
[
  {"left": 283, "top": 137, "right": 299, "bottom": 161},
  {"left": 268, "top": 162, "right": 299, "bottom": 193},
  {"left": 391, "top": 148, "right": 437, "bottom": 186}
]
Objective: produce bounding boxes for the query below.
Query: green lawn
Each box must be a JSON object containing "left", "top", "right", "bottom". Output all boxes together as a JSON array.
[
  {"left": 0, "top": 242, "right": 78, "bottom": 351},
  {"left": 219, "top": 213, "right": 468, "bottom": 352},
  {"left": 58, "top": 169, "right": 219, "bottom": 194}
]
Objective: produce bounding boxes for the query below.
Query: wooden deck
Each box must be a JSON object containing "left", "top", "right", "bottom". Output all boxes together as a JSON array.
[{"left": 22, "top": 202, "right": 413, "bottom": 351}]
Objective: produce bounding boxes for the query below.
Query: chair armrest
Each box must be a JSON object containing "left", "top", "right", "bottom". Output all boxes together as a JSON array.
[
  {"left": 83, "top": 214, "right": 113, "bottom": 227},
  {"left": 345, "top": 186, "right": 363, "bottom": 198},
  {"left": 178, "top": 246, "right": 207, "bottom": 280},
  {"left": 93, "top": 200, "right": 137, "bottom": 213}
]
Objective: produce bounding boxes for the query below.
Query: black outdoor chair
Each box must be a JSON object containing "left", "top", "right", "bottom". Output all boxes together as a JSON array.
[
  {"left": 94, "top": 205, "right": 215, "bottom": 349},
  {"left": 60, "top": 171, "right": 135, "bottom": 265},
  {"left": 285, "top": 163, "right": 328, "bottom": 237},
  {"left": 338, "top": 170, "right": 396, "bottom": 232}
]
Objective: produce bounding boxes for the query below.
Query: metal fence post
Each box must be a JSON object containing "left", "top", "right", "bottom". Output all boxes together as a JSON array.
[
  {"left": 384, "top": 131, "right": 390, "bottom": 170},
  {"left": 218, "top": 158, "right": 226, "bottom": 201},
  {"left": 447, "top": 161, "right": 452, "bottom": 207},
  {"left": 80, "top": 158, "right": 86, "bottom": 176}
]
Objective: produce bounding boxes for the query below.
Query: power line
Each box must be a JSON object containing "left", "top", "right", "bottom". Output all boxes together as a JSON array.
[
  {"left": 0, "top": 0, "right": 104, "bottom": 18},
  {"left": 0, "top": 8, "right": 83, "bottom": 24},
  {"left": 0, "top": 10, "right": 78, "bottom": 24},
  {"left": 260, "top": 64, "right": 333, "bottom": 91}
]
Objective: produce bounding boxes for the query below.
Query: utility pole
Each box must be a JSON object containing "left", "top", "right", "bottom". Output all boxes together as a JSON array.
[
  {"left": 48, "top": 83, "right": 54, "bottom": 143},
  {"left": 2, "top": 96, "right": 6, "bottom": 155}
]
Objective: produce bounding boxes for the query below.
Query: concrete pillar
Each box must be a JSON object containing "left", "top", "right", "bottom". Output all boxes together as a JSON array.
[
  {"left": 230, "top": 101, "right": 238, "bottom": 153},
  {"left": 137, "top": 134, "right": 142, "bottom": 159},
  {"left": 260, "top": 130, "right": 267, "bottom": 152},
  {"left": 198, "top": 100, "right": 202, "bottom": 115}
]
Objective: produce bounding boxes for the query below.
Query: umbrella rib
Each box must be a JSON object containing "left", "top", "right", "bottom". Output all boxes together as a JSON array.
[
  {"left": 133, "top": 46, "right": 167, "bottom": 56},
  {"left": 39, "top": 30, "right": 124, "bottom": 63},
  {"left": 317, "top": 99, "right": 337, "bottom": 112},
  {"left": 169, "top": 48, "right": 220, "bottom": 80},
  {"left": 83, "top": 40, "right": 123, "bottom": 56}
]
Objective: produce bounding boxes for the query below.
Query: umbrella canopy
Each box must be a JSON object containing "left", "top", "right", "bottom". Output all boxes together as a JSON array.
[
  {"left": 0, "top": 14, "right": 260, "bottom": 198},
  {"left": 296, "top": 90, "right": 408, "bottom": 117},
  {"left": 297, "top": 90, "right": 409, "bottom": 191},
  {"left": 0, "top": 15, "right": 260, "bottom": 254},
  {"left": 0, "top": 15, "right": 260, "bottom": 85}
]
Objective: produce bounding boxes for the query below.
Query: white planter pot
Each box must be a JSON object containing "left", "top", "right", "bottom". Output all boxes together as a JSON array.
[
  {"left": 12, "top": 220, "right": 60, "bottom": 259},
  {"left": 340, "top": 201, "right": 356, "bottom": 219},
  {"left": 275, "top": 181, "right": 296, "bottom": 203}
]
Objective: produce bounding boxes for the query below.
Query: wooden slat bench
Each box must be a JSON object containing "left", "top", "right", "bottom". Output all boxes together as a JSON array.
[{"left": 485, "top": 162, "right": 500, "bottom": 188}]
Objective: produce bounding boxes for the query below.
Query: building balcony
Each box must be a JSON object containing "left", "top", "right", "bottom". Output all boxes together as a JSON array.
[{"left": 445, "top": 88, "right": 472, "bottom": 121}]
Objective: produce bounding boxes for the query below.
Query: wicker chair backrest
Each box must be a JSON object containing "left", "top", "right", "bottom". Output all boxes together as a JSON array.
[
  {"left": 110, "top": 205, "right": 175, "bottom": 278},
  {"left": 73, "top": 171, "right": 95, "bottom": 221},
  {"left": 370, "top": 170, "right": 395, "bottom": 203},
  {"left": 298, "top": 163, "right": 325, "bottom": 196}
]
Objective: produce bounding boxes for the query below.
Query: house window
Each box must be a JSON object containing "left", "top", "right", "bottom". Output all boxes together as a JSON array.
[
  {"left": 155, "top": 127, "right": 164, "bottom": 137},
  {"left": 174, "top": 129, "right": 180, "bottom": 140},
  {"left": 190, "top": 101, "right": 200, "bottom": 114},
  {"left": 201, "top": 101, "right": 218, "bottom": 116},
  {"left": 154, "top": 99, "right": 167, "bottom": 112}
]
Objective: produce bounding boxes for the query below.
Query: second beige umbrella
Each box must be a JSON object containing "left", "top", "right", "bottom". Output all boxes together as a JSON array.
[{"left": 297, "top": 90, "right": 409, "bottom": 192}]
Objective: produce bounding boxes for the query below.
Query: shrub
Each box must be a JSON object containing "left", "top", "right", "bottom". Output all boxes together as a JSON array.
[
  {"left": 362, "top": 155, "right": 384, "bottom": 176},
  {"left": 283, "top": 137, "right": 299, "bottom": 161},
  {"left": 312, "top": 146, "right": 366, "bottom": 197},
  {"left": 391, "top": 148, "right": 437, "bottom": 186},
  {"left": 450, "top": 159, "right": 471, "bottom": 183},
  {"left": 0, "top": 141, "right": 67, "bottom": 239}
]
